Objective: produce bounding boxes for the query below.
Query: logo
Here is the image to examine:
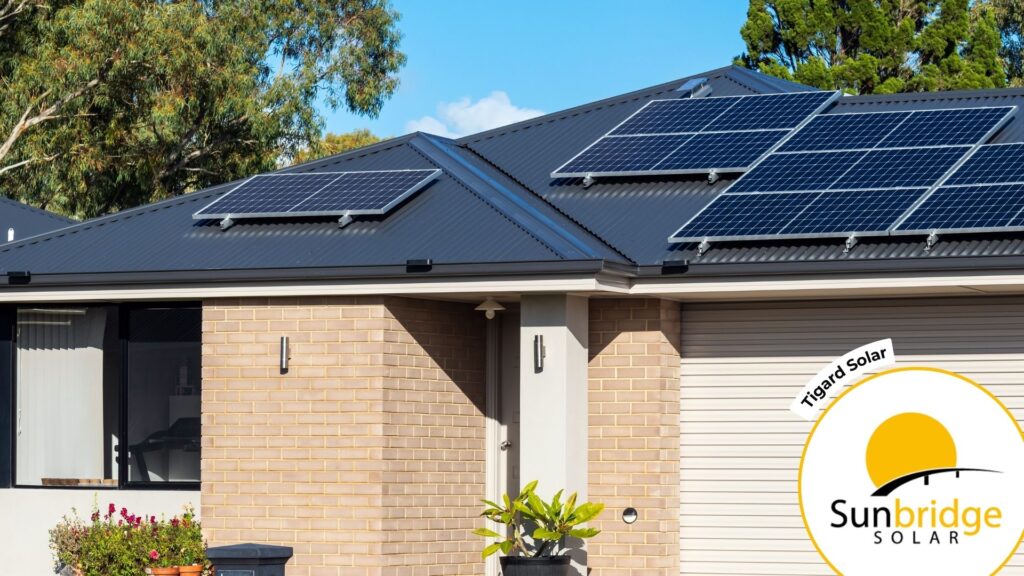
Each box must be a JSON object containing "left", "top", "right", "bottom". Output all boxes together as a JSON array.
[{"left": 799, "top": 367, "right": 1024, "bottom": 575}]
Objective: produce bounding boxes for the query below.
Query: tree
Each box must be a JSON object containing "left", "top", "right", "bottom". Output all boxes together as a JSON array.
[
  {"left": 0, "top": 0, "right": 405, "bottom": 218},
  {"left": 985, "top": 0, "right": 1024, "bottom": 85},
  {"left": 289, "top": 129, "right": 384, "bottom": 165},
  {"left": 737, "top": 0, "right": 1005, "bottom": 94}
]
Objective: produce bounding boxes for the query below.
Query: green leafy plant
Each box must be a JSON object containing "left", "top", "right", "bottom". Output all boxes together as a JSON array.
[
  {"left": 474, "top": 480, "right": 604, "bottom": 559},
  {"left": 49, "top": 503, "right": 205, "bottom": 575}
]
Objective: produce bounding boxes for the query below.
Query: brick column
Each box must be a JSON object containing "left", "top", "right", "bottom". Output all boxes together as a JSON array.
[
  {"left": 202, "top": 296, "right": 485, "bottom": 576},
  {"left": 588, "top": 299, "right": 681, "bottom": 575}
]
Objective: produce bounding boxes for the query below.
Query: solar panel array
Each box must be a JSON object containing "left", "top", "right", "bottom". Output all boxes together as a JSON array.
[
  {"left": 550, "top": 91, "right": 840, "bottom": 178},
  {"left": 193, "top": 169, "right": 441, "bottom": 220},
  {"left": 670, "top": 106, "right": 1017, "bottom": 242},
  {"left": 895, "top": 143, "right": 1024, "bottom": 233}
]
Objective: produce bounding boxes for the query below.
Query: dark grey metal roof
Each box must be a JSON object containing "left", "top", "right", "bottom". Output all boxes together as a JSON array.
[
  {"left": 0, "top": 133, "right": 625, "bottom": 281},
  {"left": 0, "top": 197, "right": 74, "bottom": 242},
  {"left": 10, "top": 64, "right": 1024, "bottom": 285}
]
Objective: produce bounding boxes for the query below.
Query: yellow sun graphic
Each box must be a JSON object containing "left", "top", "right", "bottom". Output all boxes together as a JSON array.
[{"left": 865, "top": 412, "right": 957, "bottom": 489}]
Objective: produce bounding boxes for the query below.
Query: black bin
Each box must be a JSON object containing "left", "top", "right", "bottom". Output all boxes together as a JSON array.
[{"left": 206, "top": 543, "right": 293, "bottom": 576}]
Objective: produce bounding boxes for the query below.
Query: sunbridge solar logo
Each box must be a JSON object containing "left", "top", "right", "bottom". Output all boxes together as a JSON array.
[{"left": 799, "top": 367, "right": 1024, "bottom": 575}]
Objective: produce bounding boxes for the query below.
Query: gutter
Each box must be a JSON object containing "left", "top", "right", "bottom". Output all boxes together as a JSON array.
[
  {"left": 0, "top": 259, "right": 636, "bottom": 289},
  {"left": 641, "top": 253, "right": 1024, "bottom": 279}
]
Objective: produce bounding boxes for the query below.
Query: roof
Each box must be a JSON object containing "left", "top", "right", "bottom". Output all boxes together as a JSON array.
[
  {"left": 5, "top": 64, "right": 1024, "bottom": 286},
  {"left": 0, "top": 197, "right": 74, "bottom": 243}
]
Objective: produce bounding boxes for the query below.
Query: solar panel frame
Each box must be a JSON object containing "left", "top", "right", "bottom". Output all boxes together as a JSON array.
[
  {"left": 550, "top": 90, "right": 841, "bottom": 179},
  {"left": 193, "top": 169, "right": 442, "bottom": 220},
  {"left": 670, "top": 104, "right": 1018, "bottom": 243}
]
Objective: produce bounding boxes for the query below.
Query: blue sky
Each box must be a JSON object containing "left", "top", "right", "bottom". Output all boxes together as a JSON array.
[{"left": 321, "top": 1, "right": 749, "bottom": 139}]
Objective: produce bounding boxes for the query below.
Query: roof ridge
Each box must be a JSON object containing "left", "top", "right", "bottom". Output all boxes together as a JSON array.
[
  {"left": 459, "top": 143, "right": 634, "bottom": 263},
  {"left": 409, "top": 134, "right": 611, "bottom": 261},
  {"left": 0, "top": 196, "right": 75, "bottom": 225}
]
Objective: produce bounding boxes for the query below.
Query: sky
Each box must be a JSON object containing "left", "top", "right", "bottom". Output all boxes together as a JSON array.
[{"left": 320, "top": 0, "right": 750, "bottom": 139}]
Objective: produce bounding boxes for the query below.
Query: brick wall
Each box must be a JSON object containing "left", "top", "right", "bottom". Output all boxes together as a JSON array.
[
  {"left": 588, "top": 298, "right": 681, "bottom": 575},
  {"left": 202, "top": 296, "right": 485, "bottom": 576}
]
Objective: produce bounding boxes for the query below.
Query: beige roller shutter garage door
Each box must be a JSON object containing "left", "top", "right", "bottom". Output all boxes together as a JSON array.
[{"left": 679, "top": 296, "right": 1024, "bottom": 575}]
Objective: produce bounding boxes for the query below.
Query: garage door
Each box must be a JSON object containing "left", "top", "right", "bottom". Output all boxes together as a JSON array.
[{"left": 679, "top": 297, "right": 1024, "bottom": 575}]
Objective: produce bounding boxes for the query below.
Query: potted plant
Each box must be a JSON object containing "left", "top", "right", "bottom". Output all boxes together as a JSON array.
[{"left": 474, "top": 480, "right": 604, "bottom": 576}]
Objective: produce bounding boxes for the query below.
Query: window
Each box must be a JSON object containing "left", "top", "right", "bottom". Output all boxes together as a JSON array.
[
  {"left": 13, "top": 304, "right": 200, "bottom": 488},
  {"left": 125, "top": 307, "right": 201, "bottom": 484}
]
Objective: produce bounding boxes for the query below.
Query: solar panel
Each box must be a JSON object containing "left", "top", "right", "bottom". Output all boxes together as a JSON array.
[
  {"left": 193, "top": 169, "right": 441, "bottom": 220},
  {"left": 667, "top": 192, "right": 818, "bottom": 239},
  {"left": 944, "top": 143, "right": 1024, "bottom": 185},
  {"left": 877, "top": 108, "right": 1014, "bottom": 148},
  {"left": 551, "top": 135, "right": 692, "bottom": 176},
  {"left": 609, "top": 98, "right": 736, "bottom": 135},
  {"left": 654, "top": 130, "right": 788, "bottom": 172},
  {"left": 779, "top": 112, "right": 912, "bottom": 152},
  {"left": 782, "top": 189, "right": 923, "bottom": 235},
  {"left": 895, "top": 184, "right": 1024, "bottom": 232},
  {"left": 708, "top": 92, "right": 847, "bottom": 131},
  {"left": 829, "top": 147, "right": 969, "bottom": 189},
  {"left": 670, "top": 102, "right": 1018, "bottom": 243},
  {"left": 727, "top": 151, "right": 865, "bottom": 193},
  {"left": 551, "top": 90, "right": 840, "bottom": 178}
]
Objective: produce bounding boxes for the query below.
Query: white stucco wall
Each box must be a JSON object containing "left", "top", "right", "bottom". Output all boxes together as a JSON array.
[{"left": 0, "top": 488, "right": 199, "bottom": 575}]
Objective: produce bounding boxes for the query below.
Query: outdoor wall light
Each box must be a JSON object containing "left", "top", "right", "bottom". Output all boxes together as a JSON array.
[
  {"left": 475, "top": 297, "right": 506, "bottom": 320},
  {"left": 280, "top": 336, "right": 289, "bottom": 374},
  {"left": 622, "top": 507, "right": 638, "bottom": 524}
]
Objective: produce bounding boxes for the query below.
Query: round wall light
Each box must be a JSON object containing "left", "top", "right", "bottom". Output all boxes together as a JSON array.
[{"left": 622, "top": 507, "right": 638, "bottom": 524}]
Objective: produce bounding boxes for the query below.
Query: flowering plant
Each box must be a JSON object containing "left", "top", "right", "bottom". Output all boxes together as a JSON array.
[{"left": 49, "top": 503, "right": 206, "bottom": 575}]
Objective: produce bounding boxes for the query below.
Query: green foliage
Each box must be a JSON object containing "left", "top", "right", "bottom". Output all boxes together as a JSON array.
[
  {"left": 476, "top": 480, "right": 604, "bottom": 559},
  {"left": 290, "top": 128, "right": 384, "bottom": 165},
  {"left": 0, "top": 0, "right": 405, "bottom": 219},
  {"left": 49, "top": 502, "right": 206, "bottom": 575},
  {"left": 738, "top": 0, "right": 1006, "bottom": 94},
  {"left": 986, "top": 0, "right": 1024, "bottom": 85}
]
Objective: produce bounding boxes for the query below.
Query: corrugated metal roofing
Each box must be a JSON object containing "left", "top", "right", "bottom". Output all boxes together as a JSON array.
[
  {"left": 461, "top": 66, "right": 797, "bottom": 264},
  {"left": 10, "top": 63, "right": 1024, "bottom": 282},
  {"left": 0, "top": 197, "right": 74, "bottom": 242},
  {"left": 0, "top": 134, "right": 622, "bottom": 275}
]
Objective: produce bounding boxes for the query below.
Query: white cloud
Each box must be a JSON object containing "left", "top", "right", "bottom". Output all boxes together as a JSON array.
[{"left": 405, "top": 91, "right": 544, "bottom": 138}]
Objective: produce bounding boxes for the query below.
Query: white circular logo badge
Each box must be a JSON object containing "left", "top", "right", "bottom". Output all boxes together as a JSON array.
[{"left": 799, "top": 367, "right": 1024, "bottom": 575}]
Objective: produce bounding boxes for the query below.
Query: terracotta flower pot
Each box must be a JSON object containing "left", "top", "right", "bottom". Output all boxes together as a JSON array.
[
  {"left": 177, "top": 565, "right": 203, "bottom": 576},
  {"left": 149, "top": 568, "right": 180, "bottom": 576}
]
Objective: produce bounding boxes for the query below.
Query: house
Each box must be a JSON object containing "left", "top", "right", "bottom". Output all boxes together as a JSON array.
[{"left": 3, "top": 64, "right": 1024, "bottom": 575}]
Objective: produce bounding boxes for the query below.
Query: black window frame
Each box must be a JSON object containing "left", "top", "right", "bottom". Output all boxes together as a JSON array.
[{"left": 3, "top": 302, "right": 201, "bottom": 491}]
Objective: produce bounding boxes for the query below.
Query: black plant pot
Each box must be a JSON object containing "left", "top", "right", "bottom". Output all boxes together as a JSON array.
[{"left": 499, "top": 556, "right": 571, "bottom": 576}]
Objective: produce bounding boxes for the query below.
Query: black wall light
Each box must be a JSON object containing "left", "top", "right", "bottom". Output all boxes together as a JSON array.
[{"left": 622, "top": 507, "right": 638, "bottom": 524}]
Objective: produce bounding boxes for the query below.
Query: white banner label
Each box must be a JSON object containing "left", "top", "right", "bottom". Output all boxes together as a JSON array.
[{"left": 790, "top": 338, "right": 896, "bottom": 420}]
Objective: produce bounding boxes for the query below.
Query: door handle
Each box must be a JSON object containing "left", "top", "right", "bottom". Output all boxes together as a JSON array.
[{"left": 499, "top": 440, "right": 512, "bottom": 451}]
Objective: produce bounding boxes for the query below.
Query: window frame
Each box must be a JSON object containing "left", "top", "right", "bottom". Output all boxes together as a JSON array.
[{"left": 6, "top": 302, "right": 201, "bottom": 491}]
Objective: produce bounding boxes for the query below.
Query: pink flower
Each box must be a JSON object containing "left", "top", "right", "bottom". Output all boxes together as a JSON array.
[
  {"left": 171, "top": 518, "right": 180, "bottom": 528},
  {"left": 150, "top": 516, "right": 156, "bottom": 524},
  {"left": 120, "top": 507, "right": 128, "bottom": 518},
  {"left": 149, "top": 550, "right": 159, "bottom": 561}
]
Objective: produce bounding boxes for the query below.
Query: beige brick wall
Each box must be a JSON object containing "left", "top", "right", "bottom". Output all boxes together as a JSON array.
[
  {"left": 588, "top": 298, "right": 681, "bottom": 575},
  {"left": 202, "top": 296, "right": 485, "bottom": 576}
]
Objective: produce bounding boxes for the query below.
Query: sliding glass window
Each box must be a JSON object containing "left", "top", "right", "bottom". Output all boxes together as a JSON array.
[{"left": 13, "top": 304, "right": 200, "bottom": 488}]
